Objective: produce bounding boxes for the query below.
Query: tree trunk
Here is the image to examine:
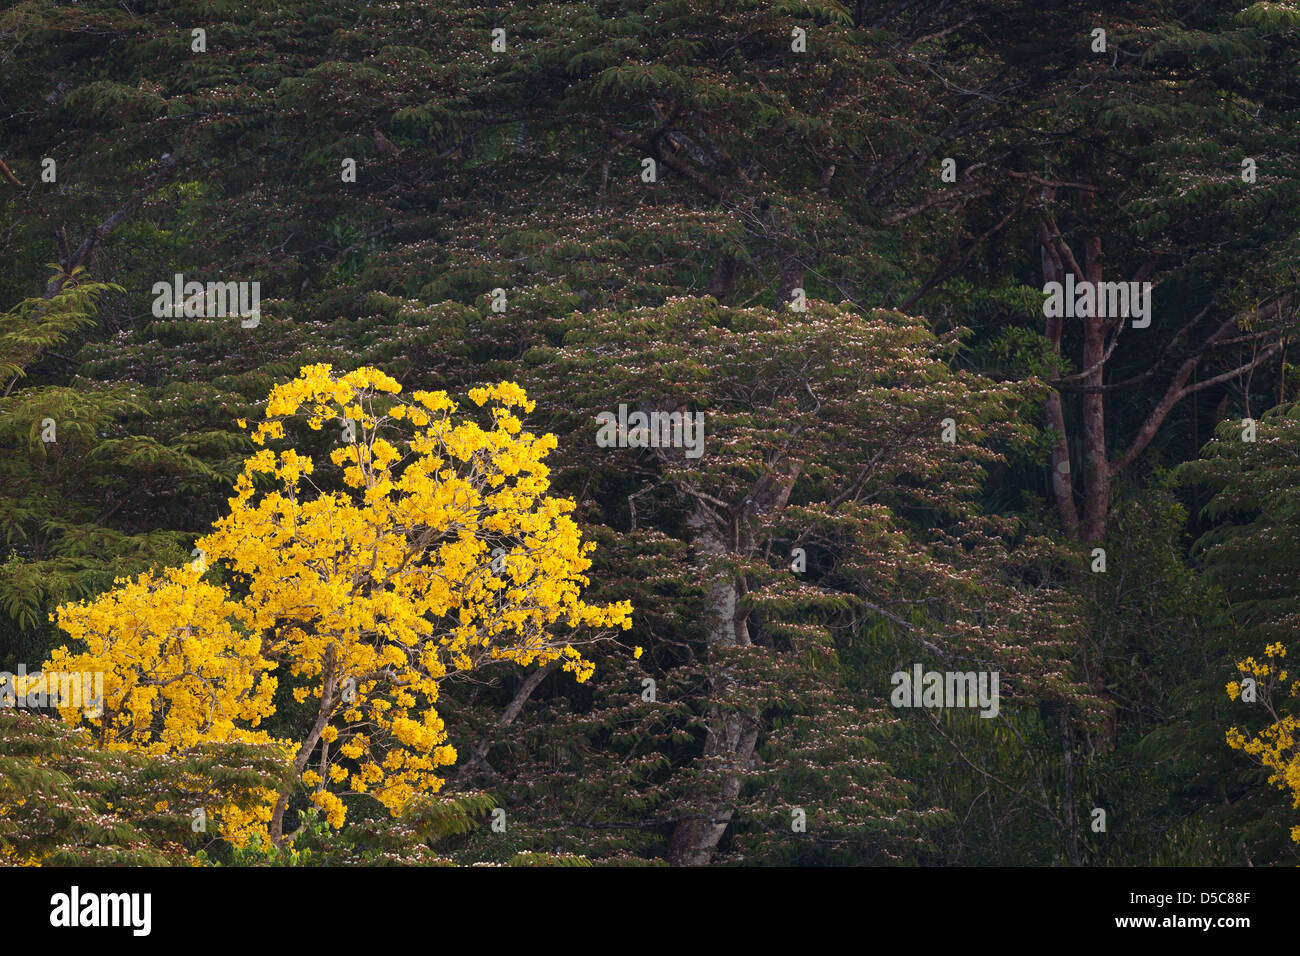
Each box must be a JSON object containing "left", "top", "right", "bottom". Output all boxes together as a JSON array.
[
  {"left": 1078, "top": 222, "right": 1110, "bottom": 543},
  {"left": 666, "top": 507, "right": 758, "bottom": 865},
  {"left": 776, "top": 253, "right": 805, "bottom": 308},
  {"left": 1061, "top": 714, "right": 1081, "bottom": 866},
  {"left": 1039, "top": 223, "right": 1079, "bottom": 536},
  {"left": 709, "top": 255, "right": 738, "bottom": 301},
  {"left": 270, "top": 645, "right": 337, "bottom": 846},
  {"left": 667, "top": 460, "right": 801, "bottom": 865}
]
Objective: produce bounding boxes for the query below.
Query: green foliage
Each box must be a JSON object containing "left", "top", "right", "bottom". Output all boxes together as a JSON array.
[
  {"left": 3, "top": 0, "right": 1299, "bottom": 864},
  {"left": 0, "top": 710, "right": 293, "bottom": 866},
  {"left": 195, "top": 793, "right": 501, "bottom": 866}
]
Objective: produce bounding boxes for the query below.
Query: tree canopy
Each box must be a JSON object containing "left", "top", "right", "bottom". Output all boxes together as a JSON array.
[{"left": 2, "top": 0, "right": 1299, "bottom": 867}]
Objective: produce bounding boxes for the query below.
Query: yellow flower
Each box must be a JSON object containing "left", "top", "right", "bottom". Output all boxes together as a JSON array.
[{"left": 39, "top": 365, "right": 632, "bottom": 840}]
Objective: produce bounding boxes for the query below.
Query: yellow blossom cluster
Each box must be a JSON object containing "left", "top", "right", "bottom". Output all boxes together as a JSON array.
[
  {"left": 1226, "top": 643, "right": 1300, "bottom": 842},
  {"left": 47, "top": 565, "right": 277, "bottom": 752},
  {"left": 38, "top": 365, "right": 631, "bottom": 841}
]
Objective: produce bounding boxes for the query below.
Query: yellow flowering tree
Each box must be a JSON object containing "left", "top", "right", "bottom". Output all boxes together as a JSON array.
[
  {"left": 1225, "top": 642, "right": 1300, "bottom": 843},
  {"left": 43, "top": 365, "right": 631, "bottom": 845}
]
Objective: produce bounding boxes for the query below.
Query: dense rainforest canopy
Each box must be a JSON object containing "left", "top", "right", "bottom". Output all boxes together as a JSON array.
[{"left": 2, "top": 0, "right": 1300, "bottom": 866}]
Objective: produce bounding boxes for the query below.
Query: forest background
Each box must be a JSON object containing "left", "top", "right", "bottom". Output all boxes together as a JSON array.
[{"left": 2, "top": 0, "right": 1300, "bottom": 866}]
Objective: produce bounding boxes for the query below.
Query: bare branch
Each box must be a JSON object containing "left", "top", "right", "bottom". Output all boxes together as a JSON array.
[{"left": 43, "top": 153, "right": 180, "bottom": 299}]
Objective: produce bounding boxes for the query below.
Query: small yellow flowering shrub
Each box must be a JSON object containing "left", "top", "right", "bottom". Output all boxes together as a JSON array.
[
  {"left": 1225, "top": 642, "right": 1300, "bottom": 842},
  {"left": 42, "top": 365, "right": 631, "bottom": 843}
]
